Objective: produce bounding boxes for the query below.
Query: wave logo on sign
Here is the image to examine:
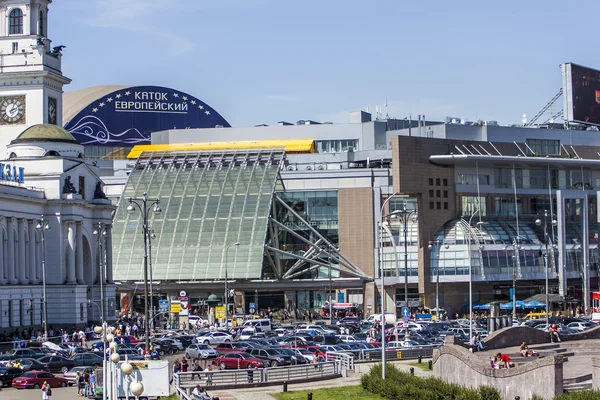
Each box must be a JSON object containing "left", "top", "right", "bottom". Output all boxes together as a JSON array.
[{"left": 67, "top": 115, "right": 148, "bottom": 145}]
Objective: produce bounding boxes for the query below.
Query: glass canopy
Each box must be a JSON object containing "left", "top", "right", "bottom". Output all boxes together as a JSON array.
[{"left": 112, "top": 149, "right": 284, "bottom": 281}]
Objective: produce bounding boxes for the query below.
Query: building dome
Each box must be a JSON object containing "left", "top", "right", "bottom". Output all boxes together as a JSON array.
[{"left": 11, "top": 124, "right": 79, "bottom": 145}]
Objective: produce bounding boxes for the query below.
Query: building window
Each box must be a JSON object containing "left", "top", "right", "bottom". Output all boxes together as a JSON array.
[
  {"left": 494, "top": 197, "right": 523, "bottom": 217},
  {"left": 429, "top": 201, "right": 434, "bottom": 209},
  {"left": 9, "top": 8, "right": 23, "bottom": 35},
  {"left": 78, "top": 176, "right": 85, "bottom": 199},
  {"left": 39, "top": 10, "right": 45, "bottom": 36},
  {"left": 429, "top": 190, "right": 434, "bottom": 197},
  {"left": 461, "top": 196, "right": 486, "bottom": 217},
  {"left": 495, "top": 168, "right": 523, "bottom": 189},
  {"left": 429, "top": 178, "right": 433, "bottom": 185},
  {"left": 436, "top": 190, "right": 441, "bottom": 197},
  {"left": 12, "top": 42, "right": 18, "bottom": 53},
  {"left": 436, "top": 178, "right": 441, "bottom": 186},
  {"left": 526, "top": 139, "right": 560, "bottom": 155},
  {"left": 444, "top": 202, "right": 448, "bottom": 210},
  {"left": 443, "top": 178, "right": 448, "bottom": 186},
  {"left": 436, "top": 202, "right": 441, "bottom": 210},
  {"left": 457, "top": 174, "right": 490, "bottom": 185},
  {"left": 443, "top": 190, "right": 448, "bottom": 198},
  {"left": 315, "top": 139, "right": 359, "bottom": 153}
]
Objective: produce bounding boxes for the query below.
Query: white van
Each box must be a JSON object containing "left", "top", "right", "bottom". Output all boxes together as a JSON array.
[
  {"left": 242, "top": 318, "right": 272, "bottom": 332},
  {"left": 368, "top": 313, "right": 397, "bottom": 326},
  {"left": 239, "top": 328, "right": 257, "bottom": 340}
]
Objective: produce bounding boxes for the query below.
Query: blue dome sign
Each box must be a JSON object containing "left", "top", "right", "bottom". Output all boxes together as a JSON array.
[{"left": 64, "top": 86, "right": 231, "bottom": 146}]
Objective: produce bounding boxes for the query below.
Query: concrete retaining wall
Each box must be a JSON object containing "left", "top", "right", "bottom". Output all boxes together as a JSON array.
[
  {"left": 593, "top": 357, "right": 600, "bottom": 389},
  {"left": 482, "top": 325, "right": 600, "bottom": 350},
  {"left": 433, "top": 337, "right": 563, "bottom": 400}
]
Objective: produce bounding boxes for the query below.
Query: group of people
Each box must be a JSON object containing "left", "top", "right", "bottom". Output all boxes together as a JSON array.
[
  {"left": 469, "top": 333, "right": 485, "bottom": 352},
  {"left": 172, "top": 358, "right": 213, "bottom": 385},
  {"left": 192, "top": 384, "right": 219, "bottom": 400},
  {"left": 76, "top": 370, "right": 95, "bottom": 397}
]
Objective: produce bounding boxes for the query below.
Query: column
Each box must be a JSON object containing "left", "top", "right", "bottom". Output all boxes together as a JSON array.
[
  {"left": 18, "top": 219, "right": 27, "bottom": 284},
  {"left": 67, "top": 222, "right": 76, "bottom": 284},
  {"left": 7, "top": 218, "right": 17, "bottom": 284},
  {"left": 28, "top": 220, "right": 37, "bottom": 284},
  {"left": 76, "top": 221, "right": 84, "bottom": 284},
  {"left": 0, "top": 217, "right": 6, "bottom": 285},
  {"left": 105, "top": 225, "right": 113, "bottom": 283}
]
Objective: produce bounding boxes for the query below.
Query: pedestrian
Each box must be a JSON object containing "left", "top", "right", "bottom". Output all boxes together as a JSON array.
[
  {"left": 205, "top": 364, "right": 213, "bottom": 386},
  {"left": 181, "top": 358, "right": 189, "bottom": 372},
  {"left": 77, "top": 371, "right": 86, "bottom": 396},
  {"left": 42, "top": 381, "right": 51, "bottom": 400}
]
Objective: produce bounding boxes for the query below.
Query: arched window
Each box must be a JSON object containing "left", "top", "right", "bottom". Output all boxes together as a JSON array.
[
  {"left": 39, "top": 10, "right": 45, "bottom": 36},
  {"left": 8, "top": 152, "right": 16, "bottom": 160},
  {"left": 45, "top": 150, "right": 60, "bottom": 157},
  {"left": 9, "top": 8, "right": 23, "bottom": 35}
]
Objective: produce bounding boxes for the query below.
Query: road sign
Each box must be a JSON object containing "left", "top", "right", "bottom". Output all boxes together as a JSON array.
[
  {"left": 249, "top": 308, "right": 255, "bottom": 314},
  {"left": 159, "top": 300, "right": 169, "bottom": 312},
  {"left": 180, "top": 290, "right": 187, "bottom": 297},
  {"left": 249, "top": 302, "right": 256, "bottom": 309},
  {"left": 402, "top": 307, "right": 410, "bottom": 324},
  {"left": 170, "top": 303, "right": 181, "bottom": 313},
  {"left": 215, "top": 305, "right": 226, "bottom": 319}
]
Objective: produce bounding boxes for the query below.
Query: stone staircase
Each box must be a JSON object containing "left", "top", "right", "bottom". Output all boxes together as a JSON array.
[{"left": 529, "top": 343, "right": 595, "bottom": 393}]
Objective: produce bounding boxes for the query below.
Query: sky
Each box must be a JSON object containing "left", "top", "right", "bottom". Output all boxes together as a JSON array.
[{"left": 52, "top": 0, "right": 600, "bottom": 127}]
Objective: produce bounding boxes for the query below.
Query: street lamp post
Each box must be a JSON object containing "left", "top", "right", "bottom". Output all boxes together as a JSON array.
[
  {"left": 147, "top": 228, "right": 156, "bottom": 329},
  {"left": 428, "top": 240, "right": 447, "bottom": 316},
  {"left": 225, "top": 242, "right": 241, "bottom": 330},
  {"left": 329, "top": 256, "right": 333, "bottom": 325},
  {"left": 127, "top": 193, "right": 162, "bottom": 353},
  {"left": 460, "top": 217, "right": 484, "bottom": 341},
  {"left": 93, "top": 223, "right": 107, "bottom": 323},
  {"left": 396, "top": 203, "right": 418, "bottom": 320},
  {"left": 36, "top": 215, "right": 51, "bottom": 340},
  {"left": 506, "top": 238, "right": 522, "bottom": 321},
  {"left": 536, "top": 210, "right": 558, "bottom": 326},
  {"left": 377, "top": 191, "right": 399, "bottom": 380}
]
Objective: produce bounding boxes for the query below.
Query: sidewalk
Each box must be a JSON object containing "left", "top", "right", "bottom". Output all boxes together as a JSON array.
[{"left": 207, "top": 359, "right": 433, "bottom": 400}]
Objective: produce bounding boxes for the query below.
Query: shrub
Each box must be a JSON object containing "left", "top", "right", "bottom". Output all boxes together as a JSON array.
[
  {"left": 362, "top": 363, "right": 501, "bottom": 400},
  {"left": 555, "top": 391, "right": 600, "bottom": 400}
]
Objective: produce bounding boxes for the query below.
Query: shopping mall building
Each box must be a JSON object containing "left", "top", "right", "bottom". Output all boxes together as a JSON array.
[{"left": 61, "top": 82, "right": 600, "bottom": 319}]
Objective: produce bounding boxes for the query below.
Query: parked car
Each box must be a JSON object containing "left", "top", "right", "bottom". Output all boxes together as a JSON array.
[
  {"left": 115, "top": 335, "right": 143, "bottom": 344},
  {"left": 36, "top": 355, "right": 76, "bottom": 374},
  {"left": 248, "top": 348, "right": 293, "bottom": 367},
  {"left": 214, "top": 342, "right": 241, "bottom": 355},
  {"left": 197, "top": 331, "right": 232, "bottom": 345},
  {"left": 185, "top": 344, "right": 218, "bottom": 359},
  {"left": 63, "top": 366, "right": 93, "bottom": 386},
  {"left": 0, "top": 348, "right": 46, "bottom": 361},
  {"left": 274, "top": 348, "right": 308, "bottom": 364},
  {"left": 12, "top": 370, "right": 68, "bottom": 389},
  {"left": 0, "top": 367, "right": 23, "bottom": 387},
  {"left": 70, "top": 353, "right": 104, "bottom": 368},
  {"left": 13, "top": 358, "right": 48, "bottom": 372},
  {"left": 215, "top": 352, "right": 265, "bottom": 369}
]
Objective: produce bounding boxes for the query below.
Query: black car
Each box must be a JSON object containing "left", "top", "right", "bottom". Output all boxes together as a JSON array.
[
  {"left": 13, "top": 358, "right": 48, "bottom": 372},
  {"left": 70, "top": 353, "right": 104, "bottom": 368},
  {"left": 0, "top": 367, "right": 23, "bottom": 387},
  {"left": 248, "top": 348, "right": 293, "bottom": 367},
  {"left": 37, "top": 355, "right": 76, "bottom": 373}
]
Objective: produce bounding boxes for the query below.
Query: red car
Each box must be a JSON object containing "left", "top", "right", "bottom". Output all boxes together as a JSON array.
[
  {"left": 299, "top": 345, "right": 327, "bottom": 361},
  {"left": 215, "top": 352, "right": 265, "bottom": 370},
  {"left": 12, "top": 371, "right": 68, "bottom": 389},
  {"left": 116, "top": 335, "right": 142, "bottom": 344}
]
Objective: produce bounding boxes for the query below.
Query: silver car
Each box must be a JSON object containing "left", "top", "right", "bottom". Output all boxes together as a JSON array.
[
  {"left": 185, "top": 344, "right": 218, "bottom": 359},
  {"left": 198, "top": 331, "right": 233, "bottom": 345}
]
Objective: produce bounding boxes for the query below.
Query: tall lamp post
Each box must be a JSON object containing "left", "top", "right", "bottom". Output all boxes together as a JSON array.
[
  {"left": 36, "top": 215, "right": 51, "bottom": 340},
  {"left": 428, "top": 240, "right": 448, "bottom": 317},
  {"left": 536, "top": 210, "right": 558, "bottom": 326},
  {"left": 459, "top": 217, "right": 484, "bottom": 341},
  {"left": 127, "top": 193, "right": 162, "bottom": 353},
  {"left": 93, "top": 223, "right": 107, "bottom": 323},
  {"left": 147, "top": 228, "right": 156, "bottom": 329},
  {"left": 377, "top": 191, "right": 399, "bottom": 380},
  {"left": 225, "top": 242, "right": 241, "bottom": 330},
  {"left": 505, "top": 238, "right": 522, "bottom": 320},
  {"left": 396, "top": 202, "right": 418, "bottom": 319}
]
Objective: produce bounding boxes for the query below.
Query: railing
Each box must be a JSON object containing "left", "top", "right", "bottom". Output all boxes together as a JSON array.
[
  {"left": 325, "top": 351, "right": 354, "bottom": 371},
  {"left": 174, "top": 361, "right": 339, "bottom": 392},
  {"left": 357, "top": 346, "right": 435, "bottom": 361}
]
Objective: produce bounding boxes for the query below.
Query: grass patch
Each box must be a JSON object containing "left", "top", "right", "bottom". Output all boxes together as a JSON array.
[
  {"left": 409, "top": 362, "right": 433, "bottom": 372},
  {"left": 272, "top": 385, "right": 386, "bottom": 400}
]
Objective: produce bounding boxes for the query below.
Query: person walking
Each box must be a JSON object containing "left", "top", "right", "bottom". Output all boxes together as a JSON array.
[{"left": 42, "top": 381, "right": 51, "bottom": 400}]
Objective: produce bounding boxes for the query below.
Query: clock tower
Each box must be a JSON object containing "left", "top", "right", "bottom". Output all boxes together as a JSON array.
[{"left": 0, "top": 0, "right": 70, "bottom": 152}]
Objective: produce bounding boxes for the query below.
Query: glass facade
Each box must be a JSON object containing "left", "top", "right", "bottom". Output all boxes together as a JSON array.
[
  {"left": 276, "top": 191, "right": 339, "bottom": 278},
  {"left": 380, "top": 198, "right": 419, "bottom": 277},
  {"left": 315, "top": 139, "right": 359, "bottom": 153},
  {"left": 112, "top": 150, "right": 283, "bottom": 281}
]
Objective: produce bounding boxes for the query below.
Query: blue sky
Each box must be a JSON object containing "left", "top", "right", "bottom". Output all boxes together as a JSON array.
[{"left": 54, "top": 0, "right": 599, "bottom": 127}]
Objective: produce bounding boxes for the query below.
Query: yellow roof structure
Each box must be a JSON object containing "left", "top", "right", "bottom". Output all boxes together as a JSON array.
[{"left": 127, "top": 138, "right": 315, "bottom": 159}]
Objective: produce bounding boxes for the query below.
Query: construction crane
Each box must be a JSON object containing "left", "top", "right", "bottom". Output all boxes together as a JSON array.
[{"left": 525, "top": 89, "right": 563, "bottom": 127}]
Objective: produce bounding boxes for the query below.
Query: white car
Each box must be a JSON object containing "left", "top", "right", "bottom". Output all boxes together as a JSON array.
[
  {"left": 185, "top": 344, "right": 219, "bottom": 359},
  {"left": 198, "top": 331, "right": 233, "bottom": 344},
  {"left": 337, "top": 335, "right": 357, "bottom": 342},
  {"left": 567, "top": 321, "right": 597, "bottom": 331},
  {"left": 239, "top": 328, "right": 257, "bottom": 341},
  {"left": 388, "top": 340, "right": 421, "bottom": 348}
]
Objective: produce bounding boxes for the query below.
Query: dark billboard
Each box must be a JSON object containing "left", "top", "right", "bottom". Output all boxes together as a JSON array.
[
  {"left": 562, "top": 63, "right": 600, "bottom": 125},
  {"left": 63, "top": 86, "right": 231, "bottom": 146}
]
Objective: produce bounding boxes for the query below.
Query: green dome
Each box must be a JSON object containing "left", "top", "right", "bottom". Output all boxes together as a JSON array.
[
  {"left": 11, "top": 124, "right": 78, "bottom": 144},
  {"left": 207, "top": 294, "right": 219, "bottom": 302}
]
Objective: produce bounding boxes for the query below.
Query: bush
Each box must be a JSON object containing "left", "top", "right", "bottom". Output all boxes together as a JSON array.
[
  {"left": 555, "top": 391, "right": 600, "bottom": 400},
  {"left": 362, "top": 363, "right": 501, "bottom": 400}
]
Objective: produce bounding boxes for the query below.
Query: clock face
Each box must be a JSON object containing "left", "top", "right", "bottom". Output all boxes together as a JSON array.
[
  {"left": 0, "top": 96, "right": 25, "bottom": 124},
  {"left": 48, "top": 97, "right": 57, "bottom": 125}
]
